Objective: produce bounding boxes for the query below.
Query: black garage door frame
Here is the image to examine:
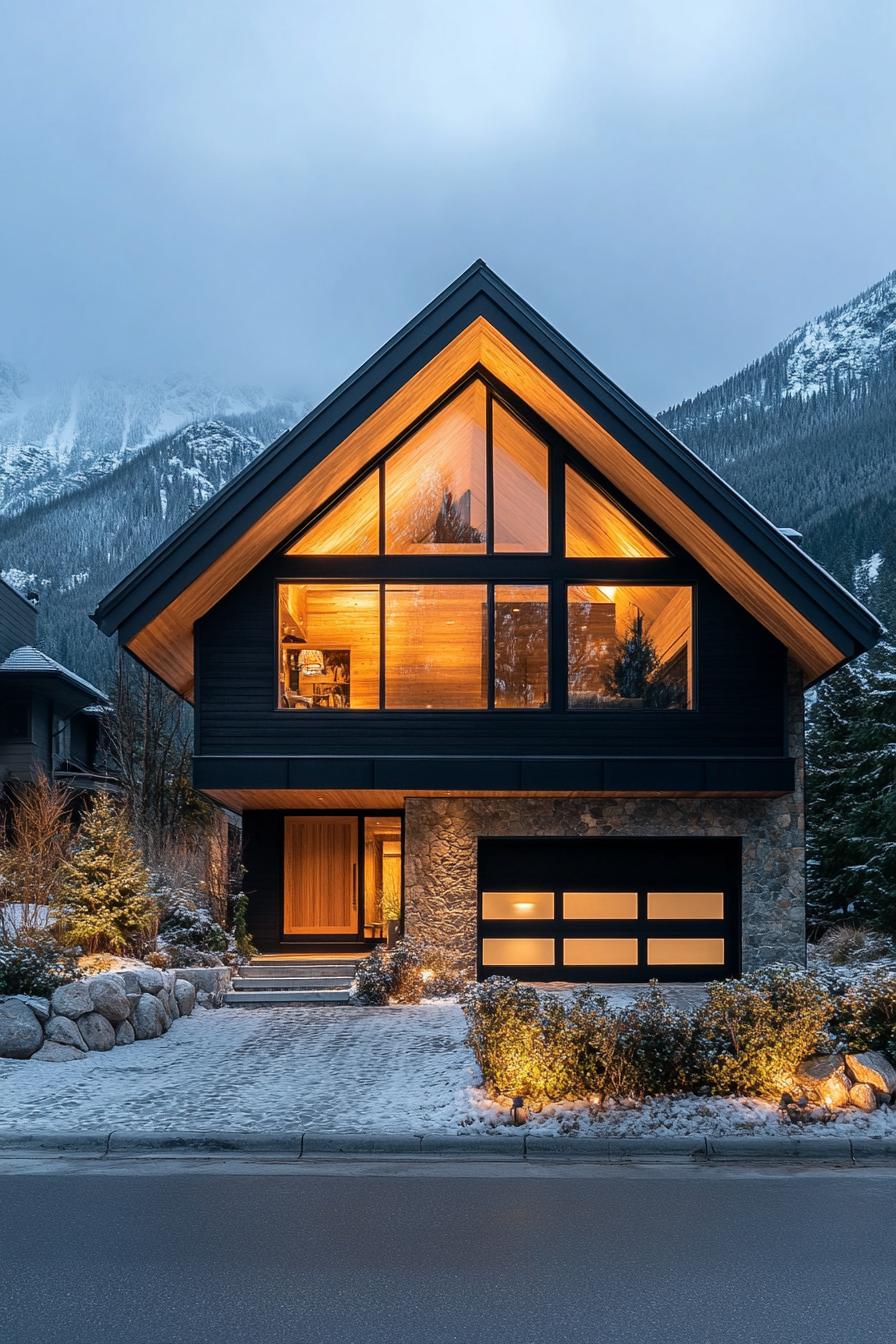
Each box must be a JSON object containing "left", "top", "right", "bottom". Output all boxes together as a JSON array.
[{"left": 476, "top": 836, "right": 742, "bottom": 983}]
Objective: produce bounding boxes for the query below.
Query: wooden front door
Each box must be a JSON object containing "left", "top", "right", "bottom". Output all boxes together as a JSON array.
[{"left": 283, "top": 816, "right": 358, "bottom": 935}]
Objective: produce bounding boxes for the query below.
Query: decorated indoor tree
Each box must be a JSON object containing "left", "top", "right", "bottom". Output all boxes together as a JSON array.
[{"left": 609, "top": 609, "right": 659, "bottom": 702}]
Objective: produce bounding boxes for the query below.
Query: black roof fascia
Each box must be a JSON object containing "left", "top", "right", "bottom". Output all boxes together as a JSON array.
[{"left": 93, "top": 261, "right": 882, "bottom": 659}]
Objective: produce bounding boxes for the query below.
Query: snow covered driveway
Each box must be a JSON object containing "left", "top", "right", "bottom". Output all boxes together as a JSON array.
[
  {"left": 2, "top": 1000, "right": 896, "bottom": 1138},
  {"left": 0, "top": 1003, "right": 476, "bottom": 1133}
]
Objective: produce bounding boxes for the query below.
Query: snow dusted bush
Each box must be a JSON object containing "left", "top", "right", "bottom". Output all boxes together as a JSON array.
[
  {"left": 0, "top": 935, "right": 81, "bottom": 998},
  {"left": 463, "top": 980, "right": 695, "bottom": 1103},
  {"left": 158, "top": 898, "right": 227, "bottom": 955},
  {"left": 830, "top": 968, "right": 896, "bottom": 1057},
  {"left": 465, "top": 969, "right": 842, "bottom": 1104},
  {"left": 352, "top": 937, "right": 468, "bottom": 1005},
  {"left": 693, "top": 968, "right": 833, "bottom": 1098}
]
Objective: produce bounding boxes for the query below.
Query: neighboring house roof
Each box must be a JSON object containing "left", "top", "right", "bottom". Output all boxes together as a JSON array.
[
  {"left": 0, "top": 645, "right": 108, "bottom": 705},
  {"left": 93, "top": 260, "right": 882, "bottom": 691}
]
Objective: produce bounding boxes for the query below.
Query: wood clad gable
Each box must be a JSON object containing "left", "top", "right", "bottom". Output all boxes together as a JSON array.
[{"left": 94, "top": 262, "right": 881, "bottom": 696}]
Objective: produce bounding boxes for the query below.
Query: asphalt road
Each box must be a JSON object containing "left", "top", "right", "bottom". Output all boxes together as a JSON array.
[{"left": 1, "top": 1158, "right": 893, "bottom": 1344}]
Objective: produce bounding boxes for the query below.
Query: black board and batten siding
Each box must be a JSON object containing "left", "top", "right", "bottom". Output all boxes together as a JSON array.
[{"left": 194, "top": 553, "right": 792, "bottom": 795}]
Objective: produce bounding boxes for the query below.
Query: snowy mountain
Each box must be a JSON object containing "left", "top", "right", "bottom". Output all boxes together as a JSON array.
[
  {"left": 0, "top": 365, "right": 304, "bottom": 516},
  {"left": 661, "top": 270, "right": 896, "bottom": 587},
  {"left": 0, "top": 417, "right": 284, "bottom": 688},
  {"left": 2, "top": 266, "right": 895, "bottom": 692}
]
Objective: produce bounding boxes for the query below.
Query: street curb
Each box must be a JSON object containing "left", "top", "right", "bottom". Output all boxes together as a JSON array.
[
  {"left": 0, "top": 1130, "right": 893, "bottom": 1164},
  {"left": 106, "top": 1130, "right": 302, "bottom": 1156}
]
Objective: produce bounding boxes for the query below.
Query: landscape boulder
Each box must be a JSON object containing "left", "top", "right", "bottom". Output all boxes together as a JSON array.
[
  {"left": 0, "top": 999, "right": 44, "bottom": 1059},
  {"left": 848, "top": 1082, "right": 877, "bottom": 1112},
  {"left": 45, "top": 1016, "right": 87, "bottom": 1052},
  {"left": 845, "top": 1052, "right": 896, "bottom": 1100},
  {"left": 31, "top": 1041, "right": 86, "bottom": 1063},
  {"left": 9, "top": 995, "right": 51, "bottom": 1024},
  {"left": 114, "top": 1019, "right": 135, "bottom": 1046},
  {"left": 87, "top": 975, "right": 131, "bottom": 1024},
  {"left": 174, "top": 979, "right": 197, "bottom": 1016},
  {"left": 119, "top": 970, "right": 142, "bottom": 996},
  {"left": 77, "top": 1011, "right": 116, "bottom": 1052},
  {"left": 50, "top": 980, "right": 94, "bottom": 1020},
  {"left": 135, "top": 967, "right": 165, "bottom": 995},
  {"left": 170, "top": 966, "right": 231, "bottom": 995},
  {"left": 132, "top": 993, "right": 167, "bottom": 1040},
  {"left": 793, "top": 1054, "right": 851, "bottom": 1108}
]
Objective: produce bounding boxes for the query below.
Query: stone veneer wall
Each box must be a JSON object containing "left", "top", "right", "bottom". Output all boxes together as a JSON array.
[{"left": 404, "top": 662, "right": 806, "bottom": 976}]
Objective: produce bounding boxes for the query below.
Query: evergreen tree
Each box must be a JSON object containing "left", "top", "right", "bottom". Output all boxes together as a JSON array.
[
  {"left": 806, "top": 547, "right": 896, "bottom": 935},
  {"left": 54, "top": 792, "right": 155, "bottom": 954}
]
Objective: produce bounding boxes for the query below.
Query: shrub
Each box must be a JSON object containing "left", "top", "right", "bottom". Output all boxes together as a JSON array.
[
  {"left": 608, "top": 987, "right": 695, "bottom": 1098},
  {"left": 0, "top": 771, "right": 73, "bottom": 941},
  {"left": 158, "top": 898, "right": 227, "bottom": 953},
  {"left": 231, "top": 891, "right": 257, "bottom": 960},
  {"left": 814, "top": 924, "right": 893, "bottom": 967},
  {"left": 463, "top": 980, "right": 695, "bottom": 1103},
  {"left": 831, "top": 969, "right": 896, "bottom": 1056},
  {"left": 462, "top": 977, "right": 583, "bottom": 1100},
  {"left": 692, "top": 967, "right": 834, "bottom": 1098},
  {"left": 0, "top": 935, "right": 81, "bottom": 997},
  {"left": 53, "top": 792, "right": 156, "bottom": 954},
  {"left": 352, "top": 937, "right": 468, "bottom": 1006}
]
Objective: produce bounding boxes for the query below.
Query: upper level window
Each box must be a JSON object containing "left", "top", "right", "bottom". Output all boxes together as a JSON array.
[
  {"left": 278, "top": 379, "right": 692, "bottom": 713},
  {"left": 286, "top": 472, "right": 379, "bottom": 556},
  {"left": 565, "top": 465, "right": 666, "bottom": 558},
  {"left": 285, "top": 381, "right": 550, "bottom": 557},
  {"left": 385, "top": 382, "right": 487, "bottom": 553},
  {"left": 492, "top": 402, "right": 549, "bottom": 553},
  {"left": 567, "top": 584, "right": 692, "bottom": 710}
]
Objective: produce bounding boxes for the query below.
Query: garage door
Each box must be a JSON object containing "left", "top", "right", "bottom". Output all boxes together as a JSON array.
[{"left": 477, "top": 837, "right": 740, "bottom": 982}]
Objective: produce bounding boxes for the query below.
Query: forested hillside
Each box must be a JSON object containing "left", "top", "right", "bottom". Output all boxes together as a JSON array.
[
  {"left": 660, "top": 269, "right": 896, "bottom": 587},
  {"left": 0, "top": 418, "right": 271, "bottom": 688}
]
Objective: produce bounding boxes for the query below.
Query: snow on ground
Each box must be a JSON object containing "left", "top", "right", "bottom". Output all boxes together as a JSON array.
[{"left": 2, "top": 1000, "right": 896, "bottom": 1137}]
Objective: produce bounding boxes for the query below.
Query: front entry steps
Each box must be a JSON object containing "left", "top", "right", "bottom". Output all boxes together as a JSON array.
[{"left": 226, "top": 956, "right": 364, "bottom": 1005}]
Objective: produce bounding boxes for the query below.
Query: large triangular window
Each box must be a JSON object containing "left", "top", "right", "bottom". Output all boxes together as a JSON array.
[{"left": 564, "top": 465, "right": 666, "bottom": 558}]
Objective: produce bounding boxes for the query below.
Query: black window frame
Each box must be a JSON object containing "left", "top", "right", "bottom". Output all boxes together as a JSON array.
[{"left": 274, "top": 368, "right": 696, "bottom": 716}]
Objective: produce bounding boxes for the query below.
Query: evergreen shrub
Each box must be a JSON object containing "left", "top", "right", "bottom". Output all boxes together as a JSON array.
[
  {"left": 692, "top": 968, "right": 834, "bottom": 1097},
  {"left": 463, "top": 968, "right": 839, "bottom": 1104},
  {"left": 831, "top": 969, "right": 896, "bottom": 1057},
  {"left": 351, "top": 936, "right": 468, "bottom": 1005},
  {"left": 0, "top": 935, "right": 81, "bottom": 997}
]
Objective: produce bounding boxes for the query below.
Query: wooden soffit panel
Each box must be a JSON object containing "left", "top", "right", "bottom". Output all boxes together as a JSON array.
[{"left": 128, "top": 316, "right": 841, "bottom": 695}]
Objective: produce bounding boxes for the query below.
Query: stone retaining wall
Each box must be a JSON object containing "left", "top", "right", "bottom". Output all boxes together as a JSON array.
[{"left": 0, "top": 967, "right": 217, "bottom": 1061}]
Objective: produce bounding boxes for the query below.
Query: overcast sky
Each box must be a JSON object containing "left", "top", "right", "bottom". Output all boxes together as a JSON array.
[{"left": 1, "top": 1, "right": 894, "bottom": 412}]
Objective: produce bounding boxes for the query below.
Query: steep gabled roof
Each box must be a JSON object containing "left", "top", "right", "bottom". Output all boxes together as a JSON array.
[{"left": 93, "top": 261, "right": 881, "bottom": 693}]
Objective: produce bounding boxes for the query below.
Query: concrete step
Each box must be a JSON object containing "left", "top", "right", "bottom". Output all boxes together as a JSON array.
[
  {"left": 224, "top": 988, "right": 353, "bottom": 1005},
  {"left": 231, "top": 976, "right": 354, "bottom": 991},
  {"left": 244, "top": 961, "right": 362, "bottom": 977}
]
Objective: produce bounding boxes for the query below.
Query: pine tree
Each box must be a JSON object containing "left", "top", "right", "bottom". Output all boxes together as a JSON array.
[
  {"left": 806, "top": 546, "right": 896, "bottom": 936},
  {"left": 806, "top": 662, "right": 871, "bottom": 927},
  {"left": 54, "top": 792, "right": 155, "bottom": 954}
]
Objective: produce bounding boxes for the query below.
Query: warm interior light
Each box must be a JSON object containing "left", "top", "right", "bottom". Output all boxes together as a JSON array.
[
  {"left": 598, "top": 585, "right": 616, "bottom": 601},
  {"left": 513, "top": 901, "right": 535, "bottom": 911}
]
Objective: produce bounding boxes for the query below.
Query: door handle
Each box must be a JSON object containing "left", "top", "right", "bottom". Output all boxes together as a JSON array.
[{"left": 352, "top": 862, "right": 358, "bottom": 911}]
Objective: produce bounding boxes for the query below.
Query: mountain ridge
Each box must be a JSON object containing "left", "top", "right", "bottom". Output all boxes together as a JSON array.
[{"left": 1, "top": 265, "right": 894, "bottom": 689}]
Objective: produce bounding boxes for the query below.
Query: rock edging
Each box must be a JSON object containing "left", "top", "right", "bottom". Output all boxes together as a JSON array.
[{"left": 0, "top": 966, "right": 215, "bottom": 1061}]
